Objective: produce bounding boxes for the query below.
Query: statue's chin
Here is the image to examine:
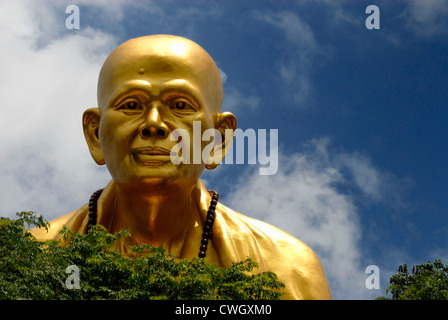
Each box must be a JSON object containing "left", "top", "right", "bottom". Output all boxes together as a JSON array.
[{"left": 110, "top": 164, "right": 204, "bottom": 190}]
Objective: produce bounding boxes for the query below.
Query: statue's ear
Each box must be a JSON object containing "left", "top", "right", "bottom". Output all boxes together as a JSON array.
[
  {"left": 205, "top": 111, "right": 237, "bottom": 170},
  {"left": 83, "top": 108, "right": 105, "bottom": 165}
]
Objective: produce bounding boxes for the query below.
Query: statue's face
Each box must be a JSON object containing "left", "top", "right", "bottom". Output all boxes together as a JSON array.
[{"left": 94, "top": 35, "right": 224, "bottom": 187}]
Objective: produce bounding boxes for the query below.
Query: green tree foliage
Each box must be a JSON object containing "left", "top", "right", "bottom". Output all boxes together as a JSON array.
[
  {"left": 0, "top": 212, "right": 285, "bottom": 300},
  {"left": 377, "top": 260, "right": 448, "bottom": 300}
]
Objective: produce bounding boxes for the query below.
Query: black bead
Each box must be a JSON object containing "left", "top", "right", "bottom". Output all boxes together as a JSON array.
[
  {"left": 85, "top": 188, "right": 104, "bottom": 234},
  {"left": 197, "top": 191, "right": 218, "bottom": 257}
]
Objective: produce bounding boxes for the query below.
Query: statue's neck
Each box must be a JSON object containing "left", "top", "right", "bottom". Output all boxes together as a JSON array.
[{"left": 107, "top": 180, "right": 203, "bottom": 255}]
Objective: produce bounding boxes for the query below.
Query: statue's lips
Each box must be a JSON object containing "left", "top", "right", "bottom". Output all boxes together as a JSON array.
[{"left": 132, "top": 147, "right": 174, "bottom": 164}]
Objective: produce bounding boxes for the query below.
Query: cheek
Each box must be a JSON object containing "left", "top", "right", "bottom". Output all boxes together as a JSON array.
[
  {"left": 99, "top": 120, "right": 137, "bottom": 183},
  {"left": 99, "top": 115, "right": 136, "bottom": 160}
]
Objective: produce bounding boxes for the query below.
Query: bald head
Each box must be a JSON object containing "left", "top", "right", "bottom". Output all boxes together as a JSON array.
[{"left": 97, "top": 35, "right": 223, "bottom": 115}]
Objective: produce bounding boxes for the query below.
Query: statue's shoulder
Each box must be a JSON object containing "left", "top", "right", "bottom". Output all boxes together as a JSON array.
[
  {"left": 217, "top": 203, "right": 313, "bottom": 252},
  {"left": 231, "top": 208, "right": 322, "bottom": 266},
  {"left": 29, "top": 204, "right": 88, "bottom": 242},
  {"left": 28, "top": 211, "right": 75, "bottom": 241},
  {"left": 217, "top": 204, "right": 331, "bottom": 299}
]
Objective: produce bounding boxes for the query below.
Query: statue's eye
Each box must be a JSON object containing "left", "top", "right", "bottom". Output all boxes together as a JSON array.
[
  {"left": 118, "top": 101, "right": 142, "bottom": 113},
  {"left": 169, "top": 99, "right": 196, "bottom": 114},
  {"left": 127, "top": 102, "right": 138, "bottom": 109},
  {"left": 174, "top": 101, "right": 186, "bottom": 110},
  {"left": 123, "top": 101, "right": 139, "bottom": 109}
]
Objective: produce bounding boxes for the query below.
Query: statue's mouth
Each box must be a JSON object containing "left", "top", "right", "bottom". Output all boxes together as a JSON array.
[
  {"left": 131, "top": 146, "right": 175, "bottom": 165},
  {"left": 133, "top": 146, "right": 172, "bottom": 156}
]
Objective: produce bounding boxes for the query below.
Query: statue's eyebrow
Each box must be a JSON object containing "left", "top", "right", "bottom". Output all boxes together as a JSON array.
[
  {"left": 105, "top": 80, "right": 152, "bottom": 108},
  {"left": 159, "top": 79, "right": 202, "bottom": 108}
]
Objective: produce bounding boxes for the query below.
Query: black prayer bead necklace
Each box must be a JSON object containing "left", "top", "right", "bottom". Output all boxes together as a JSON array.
[
  {"left": 199, "top": 190, "right": 219, "bottom": 258},
  {"left": 86, "top": 188, "right": 218, "bottom": 259}
]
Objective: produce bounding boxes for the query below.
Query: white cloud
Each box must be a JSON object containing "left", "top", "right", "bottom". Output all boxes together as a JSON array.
[
  {"left": 405, "top": 0, "right": 448, "bottom": 37},
  {"left": 220, "top": 67, "right": 261, "bottom": 114},
  {"left": 0, "top": 1, "right": 117, "bottom": 219},
  {"left": 258, "top": 10, "right": 317, "bottom": 51},
  {"left": 223, "top": 138, "right": 408, "bottom": 299},
  {"left": 254, "top": 10, "right": 323, "bottom": 107},
  {"left": 218, "top": 68, "right": 228, "bottom": 84},
  {"left": 222, "top": 86, "right": 260, "bottom": 113},
  {"left": 335, "top": 151, "right": 413, "bottom": 209}
]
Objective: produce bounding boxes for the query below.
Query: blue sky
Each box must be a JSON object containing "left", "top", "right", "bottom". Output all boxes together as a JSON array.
[{"left": 0, "top": 0, "right": 447, "bottom": 299}]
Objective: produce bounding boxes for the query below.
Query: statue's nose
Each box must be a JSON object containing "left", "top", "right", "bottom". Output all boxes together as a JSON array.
[{"left": 139, "top": 106, "right": 169, "bottom": 138}]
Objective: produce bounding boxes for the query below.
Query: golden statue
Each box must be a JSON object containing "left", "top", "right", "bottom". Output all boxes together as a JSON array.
[{"left": 30, "top": 35, "right": 331, "bottom": 300}]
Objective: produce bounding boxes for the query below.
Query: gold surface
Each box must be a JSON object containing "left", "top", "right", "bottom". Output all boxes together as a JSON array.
[{"left": 30, "top": 35, "right": 331, "bottom": 299}]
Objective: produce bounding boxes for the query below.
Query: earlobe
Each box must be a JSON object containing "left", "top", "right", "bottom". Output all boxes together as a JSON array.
[
  {"left": 205, "top": 111, "right": 237, "bottom": 170},
  {"left": 83, "top": 108, "right": 105, "bottom": 165}
]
